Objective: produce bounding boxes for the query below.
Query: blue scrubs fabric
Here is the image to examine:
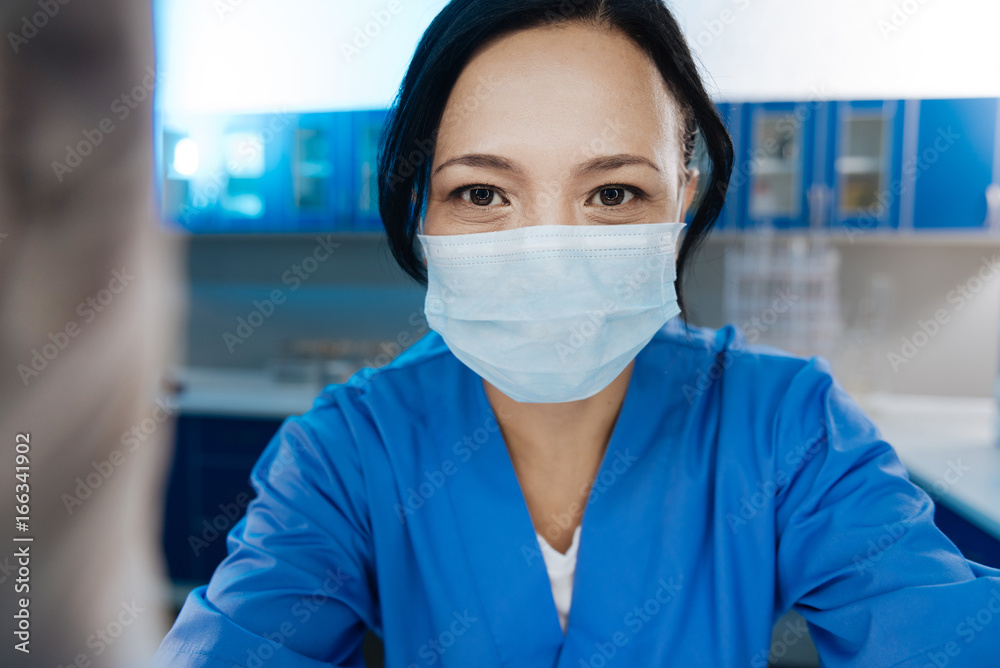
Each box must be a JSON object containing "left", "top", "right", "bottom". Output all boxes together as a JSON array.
[{"left": 154, "top": 322, "right": 1000, "bottom": 667}]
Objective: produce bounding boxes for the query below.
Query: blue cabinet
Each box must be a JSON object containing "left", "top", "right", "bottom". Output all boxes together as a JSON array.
[
  {"left": 741, "top": 102, "right": 820, "bottom": 230},
  {"left": 161, "top": 113, "right": 293, "bottom": 232},
  {"left": 352, "top": 109, "right": 390, "bottom": 232},
  {"left": 159, "top": 109, "right": 391, "bottom": 234},
  {"left": 162, "top": 414, "right": 284, "bottom": 584},
  {"left": 712, "top": 101, "right": 747, "bottom": 231},
  {"left": 212, "top": 113, "right": 291, "bottom": 231},
  {"left": 932, "top": 501, "right": 1000, "bottom": 570},
  {"left": 161, "top": 120, "right": 224, "bottom": 233},
  {"left": 906, "top": 98, "right": 1000, "bottom": 230},
  {"left": 710, "top": 97, "right": 1000, "bottom": 236},
  {"left": 819, "top": 100, "right": 906, "bottom": 232},
  {"left": 283, "top": 111, "right": 355, "bottom": 232},
  {"left": 157, "top": 99, "right": 1000, "bottom": 236}
]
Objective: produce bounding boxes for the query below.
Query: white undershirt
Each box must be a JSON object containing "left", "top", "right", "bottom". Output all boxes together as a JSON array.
[{"left": 534, "top": 524, "right": 582, "bottom": 634}]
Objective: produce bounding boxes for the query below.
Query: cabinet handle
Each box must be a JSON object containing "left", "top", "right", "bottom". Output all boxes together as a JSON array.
[
  {"left": 807, "top": 184, "right": 832, "bottom": 231},
  {"left": 987, "top": 183, "right": 1000, "bottom": 232}
]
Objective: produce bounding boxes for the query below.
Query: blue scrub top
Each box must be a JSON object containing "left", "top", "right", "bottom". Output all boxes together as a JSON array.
[{"left": 154, "top": 320, "right": 1000, "bottom": 667}]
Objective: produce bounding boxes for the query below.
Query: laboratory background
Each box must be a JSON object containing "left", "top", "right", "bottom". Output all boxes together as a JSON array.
[
  {"left": 155, "top": 1, "right": 1000, "bottom": 665},
  {"left": 1, "top": 0, "right": 999, "bottom": 666}
]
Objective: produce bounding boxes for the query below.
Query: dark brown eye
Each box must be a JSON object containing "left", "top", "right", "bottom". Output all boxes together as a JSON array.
[
  {"left": 601, "top": 188, "right": 624, "bottom": 205},
  {"left": 592, "top": 187, "right": 635, "bottom": 207},
  {"left": 469, "top": 188, "right": 496, "bottom": 206}
]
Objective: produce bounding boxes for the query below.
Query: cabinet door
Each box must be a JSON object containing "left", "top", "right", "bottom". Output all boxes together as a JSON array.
[
  {"left": 213, "top": 112, "right": 292, "bottom": 231},
  {"left": 285, "top": 111, "right": 354, "bottom": 232},
  {"left": 162, "top": 414, "right": 285, "bottom": 584},
  {"left": 908, "top": 98, "right": 999, "bottom": 230},
  {"left": 712, "top": 101, "right": 748, "bottom": 232},
  {"left": 352, "top": 108, "right": 391, "bottom": 232},
  {"left": 160, "top": 119, "right": 226, "bottom": 232},
  {"left": 743, "top": 102, "right": 815, "bottom": 230},
  {"left": 823, "top": 100, "right": 904, "bottom": 233}
]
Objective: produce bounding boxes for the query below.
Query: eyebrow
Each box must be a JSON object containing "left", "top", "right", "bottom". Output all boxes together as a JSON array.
[
  {"left": 433, "top": 153, "right": 517, "bottom": 176},
  {"left": 432, "top": 153, "right": 660, "bottom": 177},
  {"left": 578, "top": 154, "right": 661, "bottom": 175}
]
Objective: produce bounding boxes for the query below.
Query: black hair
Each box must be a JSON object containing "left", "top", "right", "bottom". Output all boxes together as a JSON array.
[{"left": 377, "top": 0, "right": 733, "bottom": 318}]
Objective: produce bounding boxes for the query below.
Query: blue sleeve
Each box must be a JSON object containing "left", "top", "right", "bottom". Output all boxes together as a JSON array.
[
  {"left": 773, "top": 358, "right": 1000, "bottom": 667},
  {"left": 153, "top": 410, "right": 377, "bottom": 667}
]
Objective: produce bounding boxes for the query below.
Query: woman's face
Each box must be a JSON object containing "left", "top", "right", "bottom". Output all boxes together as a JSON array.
[{"left": 423, "top": 22, "right": 697, "bottom": 236}]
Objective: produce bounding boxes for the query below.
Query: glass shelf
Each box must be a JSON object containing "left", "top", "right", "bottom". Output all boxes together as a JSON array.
[{"left": 837, "top": 115, "right": 887, "bottom": 214}]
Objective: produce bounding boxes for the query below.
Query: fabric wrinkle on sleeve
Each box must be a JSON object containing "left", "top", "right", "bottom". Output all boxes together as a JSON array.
[
  {"left": 771, "top": 357, "right": 1000, "bottom": 667},
  {"left": 153, "top": 404, "right": 377, "bottom": 668}
]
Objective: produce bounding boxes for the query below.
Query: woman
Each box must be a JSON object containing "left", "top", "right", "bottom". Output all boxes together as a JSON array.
[{"left": 155, "top": 1, "right": 1000, "bottom": 666}]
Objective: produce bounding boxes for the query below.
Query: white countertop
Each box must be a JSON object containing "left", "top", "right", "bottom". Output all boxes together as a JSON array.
[
  {"left": 857, "top": 393, "right": 1000, "bottom": 541},
  {"left": 168, "top": 367, "right": 1000, "bottom": 540},
  {"left": 167, "top": 366, "right": 321, "bottom": 418}
]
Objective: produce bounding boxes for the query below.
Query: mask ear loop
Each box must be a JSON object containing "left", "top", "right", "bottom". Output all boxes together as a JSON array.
[{"left": 675, "top": 180, "right": 688, "bottom": 223}]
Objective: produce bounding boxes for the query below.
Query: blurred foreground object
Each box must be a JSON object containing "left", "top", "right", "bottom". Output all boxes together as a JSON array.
[{"left": 0, "top": 0, "right": 182, "bottom": 665}]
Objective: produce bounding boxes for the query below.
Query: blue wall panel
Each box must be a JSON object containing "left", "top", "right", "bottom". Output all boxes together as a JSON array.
[{"left": 911, "top": 98, "right": 998, "bottom": 230}]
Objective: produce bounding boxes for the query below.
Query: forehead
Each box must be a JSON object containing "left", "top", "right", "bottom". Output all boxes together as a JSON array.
[{"left": 435, "top": 23, "right": 685, "bottom": 164}]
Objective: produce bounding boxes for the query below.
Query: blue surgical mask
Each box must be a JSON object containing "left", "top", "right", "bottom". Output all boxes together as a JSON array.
[{"left": 417, "top": 187, "right": 687, "bottom": 403}]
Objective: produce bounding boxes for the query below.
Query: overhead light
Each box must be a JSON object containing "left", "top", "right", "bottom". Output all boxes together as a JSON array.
[{"left": 173, "top": 137, "right": 199, "bottom": 177}]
